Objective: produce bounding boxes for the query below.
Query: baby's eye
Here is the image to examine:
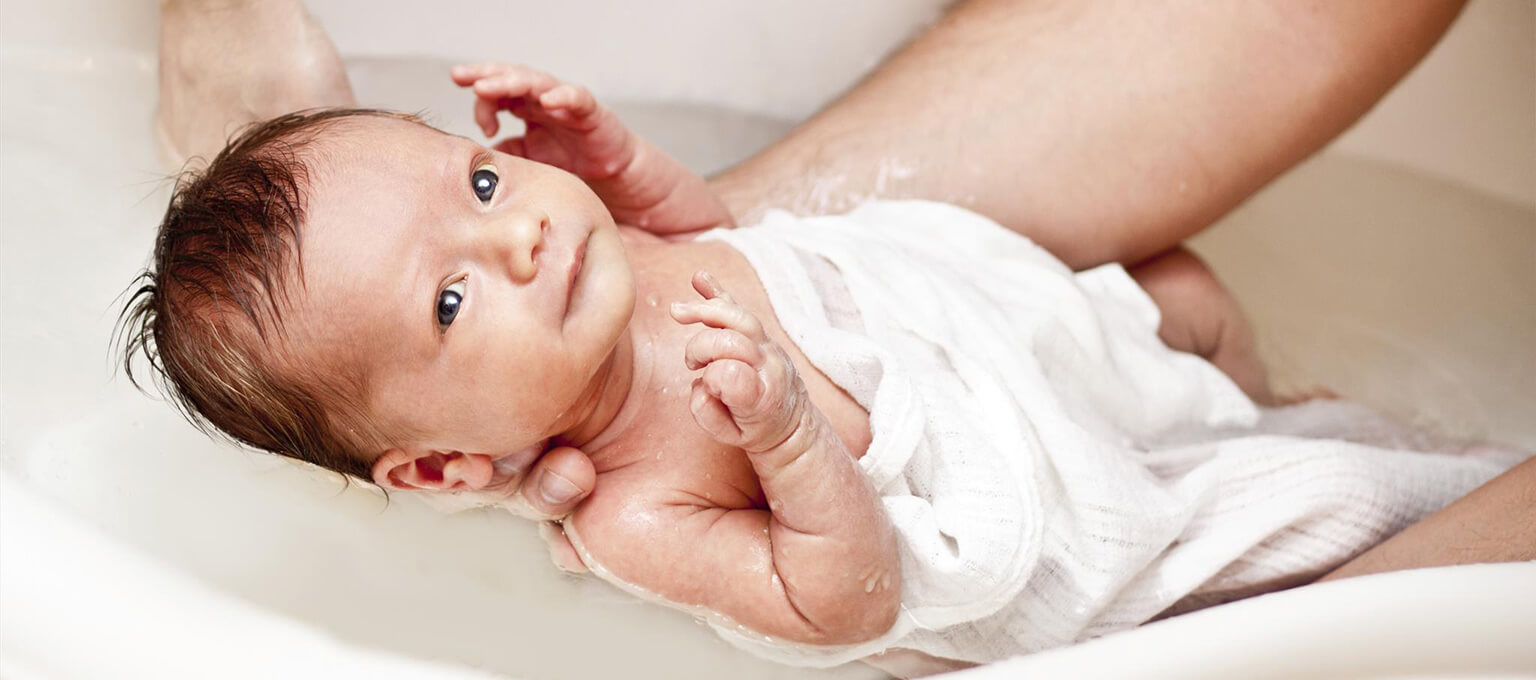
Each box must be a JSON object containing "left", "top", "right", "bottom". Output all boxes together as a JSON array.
[
  {"left": 437, "top": 279, "right": 467, "bottom": 328},
  {"left": 471, "top": 163, "right": 499, "bottom": 203}
]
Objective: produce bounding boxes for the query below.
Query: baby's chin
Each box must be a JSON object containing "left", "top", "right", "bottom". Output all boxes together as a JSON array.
[
  {"left": 565, "top": 220, "right": 636, "bottom": 349},
  {"left": 615, "top": 224, "right": 671, "bottom": 246}
]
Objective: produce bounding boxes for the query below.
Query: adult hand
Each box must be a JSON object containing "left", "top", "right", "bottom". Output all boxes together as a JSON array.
[
  {"left": 372, "top": 443, "right": 597, "bottom": 572},
  {"left": 501, "top": 445, "right": 598, "bottom": 521},
  {"left": 372, "top": 444, "right": 596, "bottom": 521},
  {"left": 708, "top": 0, "right": 1465, "bottom": 269},
  {"left": 515, "top": 446, "right": 596, "bottom": 574}
]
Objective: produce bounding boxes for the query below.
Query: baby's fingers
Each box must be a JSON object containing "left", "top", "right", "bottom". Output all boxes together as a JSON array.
[
  {"left": 671, "top": 298, "right": 765, "bottom": 339},
  {"left": 689, "top": 377, "right": 742, "bottom": 442},
  {"left": 453, "top": 63, "right": 555, "bottom": 93},
  {"left": 702, "top": 358, "right": 764, "bottom": 413},
  {"left": 474, "top": 96, "right": 502, "bottom": 138},
  {"left": 685, "top": 328, "right": 765, "bottom": 371},
  {"left": 450, "top": 62, "right": 508, "bottom": 86},
  {"left": 690, "top": 270, "right": 733, "bottom": 302},
  {"left": 539, "top": 83, "right": 597, "bottom": 118},
  {"left": 493, "top": 136, "right": 527, "bottom": 158},
  {"left": 472, "top": 69, "right": 559, "bottom": 103}
]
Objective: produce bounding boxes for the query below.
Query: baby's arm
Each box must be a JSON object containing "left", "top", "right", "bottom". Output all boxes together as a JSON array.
[
  {"left": 452, "top": 63, "right": 733, "bottom": 235},
  {"left": 651, "top": 271, "right": 901, "bottom": 644},
  {"left": 1129, "top": 246, "right": 1278, "bottom": 403}
]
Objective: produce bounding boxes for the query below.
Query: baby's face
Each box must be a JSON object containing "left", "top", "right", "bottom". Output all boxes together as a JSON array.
[{"left": 288, "top": 116, "right": 635, "bottom": 461}]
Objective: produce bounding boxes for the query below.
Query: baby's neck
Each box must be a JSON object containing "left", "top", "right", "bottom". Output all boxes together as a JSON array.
[
  {"left": 551, "top": 325, "right": 640, "bottom": 455},
  {"left": 547, "top": 233, "right": 731, "bottom": 469},
  {"left": 549, "top": 234, "right": 670, "bottom": 463}
]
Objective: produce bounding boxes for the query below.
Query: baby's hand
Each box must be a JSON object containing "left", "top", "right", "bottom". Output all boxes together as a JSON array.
[
  {"left": 663, "top": 270, "right": 902, "bottom": 642},
  {"left": 451, "top": 63, "right": 636, "bottom": 181},
  {"left": 452, "top": 63, "right": 734, "bottom": 235},
  {"left": 670, "top": 271, "right": 805, "bottom": 454}
]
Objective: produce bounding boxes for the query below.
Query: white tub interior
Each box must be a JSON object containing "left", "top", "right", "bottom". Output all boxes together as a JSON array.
[{"left": 1, "top": 1, "right": 1532, "bottom": 678}]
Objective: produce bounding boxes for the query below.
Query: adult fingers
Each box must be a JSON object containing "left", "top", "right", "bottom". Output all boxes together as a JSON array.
[
  {"left": 516, "top": 445, "right": 597, "bottom": 519},
  {"left": 538, "top": 521, "right": 589, "bottom": 574}
]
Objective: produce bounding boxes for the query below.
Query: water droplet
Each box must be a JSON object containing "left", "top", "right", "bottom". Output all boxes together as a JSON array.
[{"left": 645, "top": 292, "right": 660, "bottom": 308}]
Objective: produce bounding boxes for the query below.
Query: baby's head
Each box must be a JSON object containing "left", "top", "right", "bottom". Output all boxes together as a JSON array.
[{"left": 121, "top": 109, "right": 635, "bottom": 489}]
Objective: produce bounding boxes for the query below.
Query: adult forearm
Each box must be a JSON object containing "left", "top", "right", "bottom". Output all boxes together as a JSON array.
[
  {"left": 710, "top": 0, "right": 1464, "bottom": 268},
  {"left": 1319, "top": 454, "right": 1536, "bottom": 582}
]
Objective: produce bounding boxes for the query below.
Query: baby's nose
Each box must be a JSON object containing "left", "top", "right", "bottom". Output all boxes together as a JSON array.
[{"left": 496, "top": 207, "right": 549, "bottom": 283}]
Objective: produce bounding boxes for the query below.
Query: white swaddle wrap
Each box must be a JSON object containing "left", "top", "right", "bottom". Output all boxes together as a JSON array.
[{"left": 693, "top": 201, "right": 1520, "bottom": 666}]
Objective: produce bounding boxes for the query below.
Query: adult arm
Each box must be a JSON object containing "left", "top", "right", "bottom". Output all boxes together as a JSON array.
[
  {"left": 157, "top": 0, "right": 356, "bottom": 167},
  {"left": 709, "top": 0, "right": 1466, "bottom": 269},
  {"left": 1319, "top": 454, "right": 1536, "bottom": 582}
]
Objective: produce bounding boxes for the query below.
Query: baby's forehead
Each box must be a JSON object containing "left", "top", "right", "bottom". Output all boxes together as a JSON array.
[
  {"left": 307, "top": 116, "right": 459, "bottom": 181},
  {"left": 283, "top": 122, "right": 455, "bottom": 361},
  {"left": 300, "top": 117, "right": 472, "bottom": 226}
]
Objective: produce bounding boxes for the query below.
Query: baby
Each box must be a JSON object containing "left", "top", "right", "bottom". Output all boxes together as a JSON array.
[{"left": 123, "top": 63, "right": 1515, "bottom": 672}]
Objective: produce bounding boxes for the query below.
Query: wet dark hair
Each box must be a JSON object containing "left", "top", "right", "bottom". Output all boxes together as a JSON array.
[{"left": 118, "top": 108, "right": 424, "bottom": 481}]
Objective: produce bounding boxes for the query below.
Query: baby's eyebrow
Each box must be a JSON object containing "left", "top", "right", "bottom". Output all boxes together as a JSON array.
[
  {"left": 392, "top": 218, "right": 430, "bottom": 355},
  {"left": 408, "top": 142, "right": 478, "bottom": 350},
  {"left": 440, "top": 143, "right": 463, "bottom": 199}
]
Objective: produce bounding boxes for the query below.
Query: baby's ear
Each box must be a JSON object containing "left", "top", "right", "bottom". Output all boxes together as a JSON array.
[{"left": 370, "top": 448, "right": 495, "bottom": 492}]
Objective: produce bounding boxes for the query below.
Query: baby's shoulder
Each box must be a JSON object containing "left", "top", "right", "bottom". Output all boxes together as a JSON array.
[
  {"left": 566, "top": 439, "right": 763, "bottom": 576},
  {"left": 564, "top": 465, "right": 720, "bottom": 590}
]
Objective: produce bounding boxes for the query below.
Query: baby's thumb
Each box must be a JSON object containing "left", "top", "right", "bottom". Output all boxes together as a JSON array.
[{"left": 518, "top": 446, "right": 597, "bottom": 519}]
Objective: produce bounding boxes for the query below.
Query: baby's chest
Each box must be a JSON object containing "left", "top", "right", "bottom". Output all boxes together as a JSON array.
[{"left": 600, "top": 396, "right": 768, "bottom": 511}]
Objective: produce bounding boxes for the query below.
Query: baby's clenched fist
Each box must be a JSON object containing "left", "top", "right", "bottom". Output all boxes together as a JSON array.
[{"left": 670, "top": 270, "right": 807, "bottom": 454}]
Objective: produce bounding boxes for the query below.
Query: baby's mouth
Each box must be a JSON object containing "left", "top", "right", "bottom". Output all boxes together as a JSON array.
[{"left": 562, "top": 233, "right": 590, "bottom": 321}]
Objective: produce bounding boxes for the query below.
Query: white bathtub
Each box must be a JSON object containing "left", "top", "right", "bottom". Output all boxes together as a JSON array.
[{"left": 1, "top": 1, "right": 1533, "bottom": 679}]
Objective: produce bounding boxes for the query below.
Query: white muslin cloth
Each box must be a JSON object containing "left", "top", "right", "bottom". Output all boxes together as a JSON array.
[{"left": 694, "top": 200, "right": 1523, "bottom": 667}]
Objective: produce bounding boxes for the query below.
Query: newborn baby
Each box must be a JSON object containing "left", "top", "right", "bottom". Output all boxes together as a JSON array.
[{"left": 124, "top": 63, "right": 1518, "bottom": 672}]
